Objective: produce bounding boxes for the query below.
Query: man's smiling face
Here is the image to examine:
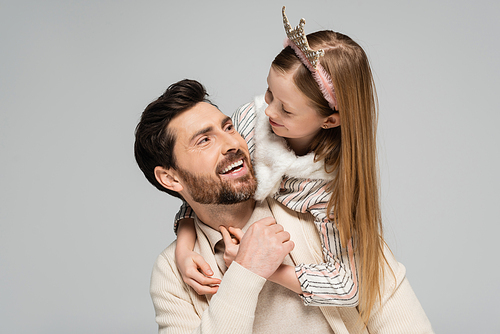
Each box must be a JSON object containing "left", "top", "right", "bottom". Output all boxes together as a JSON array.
[{"left": 168, "top": 102, "right": 256, "bottom": 204}]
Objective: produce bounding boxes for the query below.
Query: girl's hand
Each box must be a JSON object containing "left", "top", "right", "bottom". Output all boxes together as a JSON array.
[
  {"left": 220, "top": 226, "right": 244, "bottom": 268},
  {"left": 175, "top": 247, "right": 221, "bottom": 295}
]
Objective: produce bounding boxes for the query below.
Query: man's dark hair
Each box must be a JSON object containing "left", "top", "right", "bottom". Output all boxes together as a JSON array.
[{"left": 134, "top": 79, "right": 212, "bottom": 198}]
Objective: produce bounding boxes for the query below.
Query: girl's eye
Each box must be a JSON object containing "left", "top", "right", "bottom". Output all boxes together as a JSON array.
[{"left": 282, "top": 106, "right": 292, "bottom": 115}]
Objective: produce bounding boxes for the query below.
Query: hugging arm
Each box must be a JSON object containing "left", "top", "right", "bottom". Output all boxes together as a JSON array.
[
  {"left": 295, "top": 223, "right": 359, "bottom": 307},
  {"left": 273, "top": 177, "right": 360, "bottom": 306},
  {"left": 175, "top": 218, "right": 221, "bottom": 295}
]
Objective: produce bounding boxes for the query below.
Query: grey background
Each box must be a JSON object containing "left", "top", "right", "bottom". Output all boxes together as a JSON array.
[{"left": 1, "top": 0, "right": 499, "bottom": 333}]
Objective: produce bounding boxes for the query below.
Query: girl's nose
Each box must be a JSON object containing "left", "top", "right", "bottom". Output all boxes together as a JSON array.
[{"left": 264, "top": 104, "right": 276, "bottom": 119}]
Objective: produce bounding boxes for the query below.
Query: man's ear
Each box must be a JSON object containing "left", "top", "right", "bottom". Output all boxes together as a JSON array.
[
  {"left": 154, "top": 166, "right": 184, "bottom": 192},
  {"left": 323, "top": 113, "right": 341, "bottom": 129}
]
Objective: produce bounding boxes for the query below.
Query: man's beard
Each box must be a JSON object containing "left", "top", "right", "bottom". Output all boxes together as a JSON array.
[{"left": 176, "top": 151, "right": 257, "bottom": 205}]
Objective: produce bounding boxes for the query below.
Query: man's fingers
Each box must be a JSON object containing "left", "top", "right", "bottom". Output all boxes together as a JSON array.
[
  {"left": 269, "top": 223, "right": 284, "bottom": 234},
  {"left": 257, "top": 216, "right": 277, "bottom": 226},
  {"left": 276, "top": 230, "right": 291, "bottom": 243},
  {"left": 260, "top": 223, "right": 289, "bottom": 243},
  {"left": 284, "top": 240, "right": 295, "bottom": 253}
]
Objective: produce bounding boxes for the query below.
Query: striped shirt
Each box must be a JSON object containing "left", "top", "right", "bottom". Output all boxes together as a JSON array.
[{"left": 175, "top": 96, "right": 359, "bottom": 307}]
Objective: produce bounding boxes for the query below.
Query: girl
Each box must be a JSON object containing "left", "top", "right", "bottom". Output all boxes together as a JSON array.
[{"left": 175, "top": 7, "right": 385, "bottom": 323}]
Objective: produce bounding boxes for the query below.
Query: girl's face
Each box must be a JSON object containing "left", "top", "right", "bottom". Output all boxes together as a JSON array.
[{"left": 264, "top": 67, "right": 328, "bottom": 146}]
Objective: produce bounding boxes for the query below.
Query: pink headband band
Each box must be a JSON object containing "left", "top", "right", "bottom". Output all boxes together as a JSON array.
[{"left": 282, "top": 7, "right": 338, "bottom": 110}]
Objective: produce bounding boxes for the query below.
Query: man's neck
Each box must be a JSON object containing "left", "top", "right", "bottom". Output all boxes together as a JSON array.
[{"left": 189, "top": 199, "right": 256, "bottom": 231}]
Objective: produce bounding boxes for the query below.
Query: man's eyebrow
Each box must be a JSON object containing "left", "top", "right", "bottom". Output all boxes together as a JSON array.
[
  {"left": 189, "top": 116, "right": 232, "bottom": 143},
  {"left": 221, "top": 116, "right": 232, "bottom": 128},
  {"left": 190, "top": 126, "right": 213, "bottom": 143}
]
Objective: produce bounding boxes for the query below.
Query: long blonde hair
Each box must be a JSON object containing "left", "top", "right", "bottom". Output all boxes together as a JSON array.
[{"left": 272, "top": 30, "right": 387, "bottom": 323}]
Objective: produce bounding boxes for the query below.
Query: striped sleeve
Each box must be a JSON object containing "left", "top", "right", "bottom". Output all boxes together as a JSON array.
[
  {"left": 231, "top": 101, "right": 256, "bottom": 158},
  {"left": 172, "top": 201, "right": 195, "bottom": 233},
  {"left": 273, "top": 176, "right": 359, "bottom": 307}
]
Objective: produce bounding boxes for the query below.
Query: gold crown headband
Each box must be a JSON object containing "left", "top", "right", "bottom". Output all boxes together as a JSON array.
[{"left": 282, "top": 6, "right": 337, "bottom": 110}]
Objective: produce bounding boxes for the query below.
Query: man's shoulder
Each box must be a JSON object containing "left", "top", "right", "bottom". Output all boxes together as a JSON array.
[
  {"left": 150, "top": 240, "right": 190, "bottom": 300},
  {"left": 152, "top": 241, "right": 178, "bottom": 274},
  {"left": 160, "top": 239, "right": 177, "bottom": 256}
]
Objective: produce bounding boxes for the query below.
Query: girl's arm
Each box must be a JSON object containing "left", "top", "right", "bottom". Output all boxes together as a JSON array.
[
  {"left": 231, "top": 100, "right": 257, "bottom": 158},
  {"left": 275, "top": 177, "right": 359, "bottom": 307},
  {"left": 174, "top": 214, "right": 221, "bottom": 295},
  {"left": 267, "top": 264, "right": 302, "bottom": 294},
  {"left": 222, "top": 220, "right": 358, "bottom": 304}
]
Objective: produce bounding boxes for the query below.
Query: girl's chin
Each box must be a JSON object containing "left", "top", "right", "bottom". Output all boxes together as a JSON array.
[{"left": 270, "top": 127, "right": 284, "bottom": 136}]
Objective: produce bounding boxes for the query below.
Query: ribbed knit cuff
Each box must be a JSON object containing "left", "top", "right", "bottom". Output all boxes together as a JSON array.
[{"left": 210, "top": 262, "right": 266, "bottom": 318}]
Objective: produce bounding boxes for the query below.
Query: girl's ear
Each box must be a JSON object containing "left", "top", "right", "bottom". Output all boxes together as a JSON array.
[
  {"left": 154, "top": 166, "right": 184, "bottom": 192},
  {"left": 323, "top": 113, "right": 341, "bottom": 129}
]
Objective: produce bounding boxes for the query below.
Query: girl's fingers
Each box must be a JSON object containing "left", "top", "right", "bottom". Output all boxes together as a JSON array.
[
  {"left": 186, "top": 278, "right": 219, "bottom": 295},
  {"left": 227, "top": 226, "right": 244, "bottom": 241},
  {"left": 192, "top": 253, "right": 214, "bottom": 277},
  {"left": 184, "top": 266, "right": 221, "bottom": 285},
  {"left": 220, "top": 226, "right": 235, "bottom": 245}
]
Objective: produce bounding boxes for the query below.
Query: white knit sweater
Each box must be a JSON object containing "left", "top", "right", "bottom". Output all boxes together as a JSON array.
[{"left": 150, "top": 199, "right": 434, "bottom": 333}]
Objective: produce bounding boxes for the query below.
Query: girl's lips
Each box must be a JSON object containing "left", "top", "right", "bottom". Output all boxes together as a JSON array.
[{"left": 269, "top": 118, "right": 284, "bottom": 127}]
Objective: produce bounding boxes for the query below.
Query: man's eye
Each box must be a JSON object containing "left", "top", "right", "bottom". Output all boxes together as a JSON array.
[
  {"left": 197, "top": 137, "right": 209, "bottom": 145},
  {"left": 226, "top": 124, "right": 234, "bottom": 131}
]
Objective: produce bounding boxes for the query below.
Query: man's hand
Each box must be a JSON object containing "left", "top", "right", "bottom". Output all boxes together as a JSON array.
[{"left": 232, "top": 217, "right": 294, "bottom": 279}]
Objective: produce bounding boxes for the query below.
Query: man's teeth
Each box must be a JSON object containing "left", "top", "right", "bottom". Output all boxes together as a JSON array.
[{"left": 221, "top": 160, "right": 243, "bottom": 174}]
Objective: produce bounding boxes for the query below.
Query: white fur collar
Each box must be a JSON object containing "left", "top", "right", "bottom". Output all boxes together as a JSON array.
[{"left": 252, "top": 95, "right": 335, "bottom": 201}]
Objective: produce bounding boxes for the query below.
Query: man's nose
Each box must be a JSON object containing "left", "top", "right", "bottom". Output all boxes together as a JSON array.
[{"left": 220, "top": 131, "right": 241, "bottom": 154}]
